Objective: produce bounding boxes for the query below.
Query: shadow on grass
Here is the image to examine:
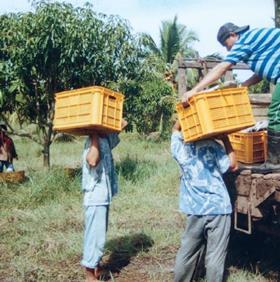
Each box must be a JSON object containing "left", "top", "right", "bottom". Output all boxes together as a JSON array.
[
  {"left": 104, "top": 233, "right": 154, "bottom": 275},
  {"left": 115, "top": 155, "right": 157, "bottom": 183},
  {"left": 63, "top": 155, "right": 157, "bottom": 183},
  {"left": 63, "top": 166, "right": 82, "bottom": 178},
  {"left": 226, "top": 229, "right": 280, "bottom": 280}
]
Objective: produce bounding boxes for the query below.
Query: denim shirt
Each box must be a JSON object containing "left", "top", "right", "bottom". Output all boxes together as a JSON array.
[
  {"left": 171, "top": 132, "right": 232, "bottom": 215},
  {"left": 82, "top": 133, "right": 120, "bottom": 206}
]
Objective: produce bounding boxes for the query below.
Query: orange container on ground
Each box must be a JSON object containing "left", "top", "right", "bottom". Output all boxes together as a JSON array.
[
  {"left": 176, "top": 87, "right": 255, "bottom": 142},
  {"left": 53, "top": 86, "right": 124, "bottom": 135},
  {"left": 229, "top": 131, "right": 267, "bottom": 164}
]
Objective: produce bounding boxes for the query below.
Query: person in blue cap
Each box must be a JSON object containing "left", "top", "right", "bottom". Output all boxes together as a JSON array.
[{"left": 182, "top": 23, "right": 280, "bottom": 171}]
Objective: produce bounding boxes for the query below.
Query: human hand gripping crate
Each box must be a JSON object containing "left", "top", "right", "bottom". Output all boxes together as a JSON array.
[
  {"left": 53, "top": 86, "right": 124, "bottom": 135},
  {"left": 176, "top": 87, "right": 255, "bottom": 142}
]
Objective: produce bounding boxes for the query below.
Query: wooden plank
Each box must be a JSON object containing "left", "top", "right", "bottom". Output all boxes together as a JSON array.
[
  {"left": 178, "top": 55, "right": 187, "bottom": 97},
  {"left": 224, "top": 70, "right": 233, "bottom": 81},
  {"left": 181, "top": 60, "right": 249, "bottom": 70},
  {"left": 249, "top": 94, "right": 271, "bottom": 121},
  {"left": 249, "top": 94, "right": 272, "bottom": 105},
  {"left": 252, "top": 106, "right": 268, "bottom": 116}
]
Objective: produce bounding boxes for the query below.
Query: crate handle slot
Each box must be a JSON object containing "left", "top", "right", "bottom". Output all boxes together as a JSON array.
[
  {"left": 109, "top": 95, "right": 116, "bottom": 100},
  {"left": 182, "top": 103, "right": 190, "bottom": 109},
  {"left": 234, "top": 135, "right": 241, "bottom": 141}
]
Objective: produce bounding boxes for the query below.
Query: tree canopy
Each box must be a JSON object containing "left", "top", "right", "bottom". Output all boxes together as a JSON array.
[{"left": 0, "top": 1, "right": 175, "bottom": 166}]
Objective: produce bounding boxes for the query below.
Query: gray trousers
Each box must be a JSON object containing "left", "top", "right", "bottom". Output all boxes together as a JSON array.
[{"left": 174, "top": 214, "right": 231, "bottom": 282}]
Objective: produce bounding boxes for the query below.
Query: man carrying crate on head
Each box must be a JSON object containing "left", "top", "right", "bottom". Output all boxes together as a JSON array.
[
  {"left": 171, "top": 120, "right": 238, "bottom": 282},
  {"left": 182, "top": 23, "right": 280, "bottom": 171},
  {"left": 80, "top": 119, "right": 127, "bottom": 282}
]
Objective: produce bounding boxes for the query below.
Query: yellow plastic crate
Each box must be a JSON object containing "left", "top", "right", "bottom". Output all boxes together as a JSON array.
[
  {"left": 176, "top": 87, "right": 255, "bottom": 142},
  {"left": 229, "top": 131, "right": 267, "bottom": 164},
  {"left": 53, "top": 86, "right": 124, "bottom": 135}
]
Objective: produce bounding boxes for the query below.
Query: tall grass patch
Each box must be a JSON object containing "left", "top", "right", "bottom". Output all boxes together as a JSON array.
[{"left": 1, "top": 133, "right": 277, "bottom": 281}]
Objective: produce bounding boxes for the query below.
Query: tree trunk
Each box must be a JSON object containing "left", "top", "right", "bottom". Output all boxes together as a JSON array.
[
  {"left": 275, "top": 0, "right": 280, "bottom": 27},
  {"left": 43, "top": 141, "right": 50, "bottom": 167},
  {"left": 42, "top": 125, "right": 53, "bottom": 168}
]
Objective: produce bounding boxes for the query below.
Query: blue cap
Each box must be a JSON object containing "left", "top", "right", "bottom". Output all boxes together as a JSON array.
[{"left": 217, "top": 22, "right": 250, "bottom": 45}]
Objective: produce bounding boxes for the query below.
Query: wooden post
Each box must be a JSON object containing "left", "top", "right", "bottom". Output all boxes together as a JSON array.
[
  {"left": 178, "top": 59, "right": 251, "bottom": 98},
  {"left": 275, "top": 0, "right": 280, "bottom": 28},
  {"left": 178, "top": 54, "right": 187, "bottom": 97},
  {"left": 224, "top": 70, "right": 233, "bottom": 81}
]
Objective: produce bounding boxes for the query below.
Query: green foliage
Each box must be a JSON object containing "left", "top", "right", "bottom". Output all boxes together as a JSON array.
[
  {"left": 108, "top": 48, "right": 175, "bottom": 135},
  {"left": 0, "top": 2, "right": 143, "bottom": 121},
  {"left": 118, "top": 77, "right": 175, "bottom": 135},
  {"left": 249, "top": 78, "right": 271, "bottom": 93},
  {"left": 185, "top": 68, "right": 200, "bottom": 89},
  {"left": 54, "top": 133, "right": 76, "bottom": 143},
  {"left": 136, "top": 79, "right": 174, "bottom": 135},
  {"left": 137, "top": 16, "right": 199, "bottom": 95},
  {"left": 0, "top": 168, "right": 80, "bottom": 208},
  {"left": 0, "top": 3, "right": 197, "bottom": 164},
  {"left": 0, "top": 1, "right": 151, "bottom": 165},
  {"left": 160, "top": 16, "right": 198, "bottom": 64}
]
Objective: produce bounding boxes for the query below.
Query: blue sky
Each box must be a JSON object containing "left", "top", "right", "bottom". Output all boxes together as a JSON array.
[{"left": 0, "top": 0, "right": 275, "bottom": 80}]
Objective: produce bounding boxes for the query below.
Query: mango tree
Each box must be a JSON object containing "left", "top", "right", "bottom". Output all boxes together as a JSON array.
[{"left": 0, "top": 2, "right": 144, "bottom": 167}]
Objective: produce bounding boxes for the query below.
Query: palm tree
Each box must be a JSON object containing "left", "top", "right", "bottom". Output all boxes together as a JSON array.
[
  {"left": 138, "top": 16, "right": 198, "bottom": 65},
  {"left": 160, "top": 15, "right": 198, "bottom": 64},
  {"left": 158, "top": 16, "right": 199, "bottom": 90},
  {"left": 136, "top": 16, "right": 199, "bottom": 91}
]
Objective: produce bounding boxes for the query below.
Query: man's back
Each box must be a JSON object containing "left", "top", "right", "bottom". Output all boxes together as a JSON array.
[
  {"left": 171, "top": 131, "right": 231, "bottom": 215},
  {"left": 225, "top": 27, "right": 280, "bottom": 84}
]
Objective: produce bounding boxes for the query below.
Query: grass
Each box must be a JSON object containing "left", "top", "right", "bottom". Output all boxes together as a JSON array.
[{"left": 0, "top": 132, "right": 278, "bottom": 281}]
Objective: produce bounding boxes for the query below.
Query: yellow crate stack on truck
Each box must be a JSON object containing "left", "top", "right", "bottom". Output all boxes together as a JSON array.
[{"left": 229, "top": 131, "right": 267, "bottom": 164}]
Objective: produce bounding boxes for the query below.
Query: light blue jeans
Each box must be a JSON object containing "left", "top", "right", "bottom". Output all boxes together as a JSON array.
[
  {"left": 0, "top": 160, "right": 14, "bottom": 173},
  {"left": 81, "top": 205, "right": 109, "bottom": 269}
]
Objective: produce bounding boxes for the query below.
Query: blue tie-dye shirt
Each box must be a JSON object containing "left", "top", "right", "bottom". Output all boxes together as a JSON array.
[
  {"left": 171, "top": 132, "right": 232, "bottom": 215},
  {"left": 82, "top": 133, "right": 120, "bottom": 206}
]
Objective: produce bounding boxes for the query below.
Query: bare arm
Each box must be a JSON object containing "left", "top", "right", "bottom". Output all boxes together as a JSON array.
[
  {"left": 241, "top": 73, "right": 262, "bottom": 87},
  {"left": 86, "top": 133, "right": 100, "bottom": 167},
  {"left": 182, "top": 61, "right": 233, "bottom": 103},
  {"left": 172, "top": 120, "right": 181, "bottom": 132},
  {"left": 121, "top": 118, "right": 128, "bottom": 130}
]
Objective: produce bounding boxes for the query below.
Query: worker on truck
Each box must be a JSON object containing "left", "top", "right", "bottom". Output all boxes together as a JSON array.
[{"left": 182, "top": 23, "right": 280, "bottom": 171}]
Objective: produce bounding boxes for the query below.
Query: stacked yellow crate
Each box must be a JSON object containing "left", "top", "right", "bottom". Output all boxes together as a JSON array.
[{"left": 229, "top": 131, "right": 267, "bottom": 164}]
